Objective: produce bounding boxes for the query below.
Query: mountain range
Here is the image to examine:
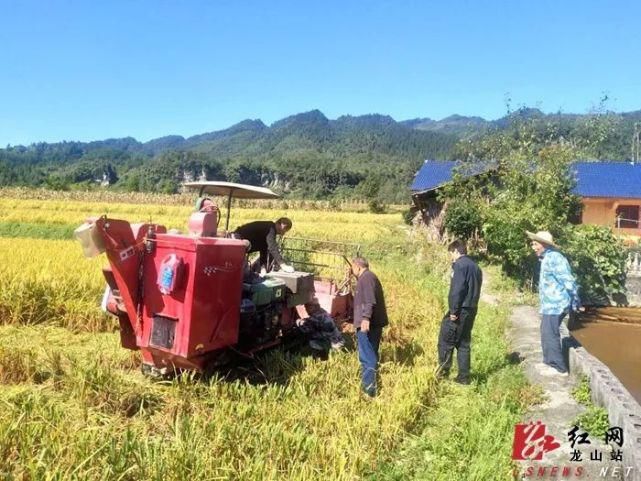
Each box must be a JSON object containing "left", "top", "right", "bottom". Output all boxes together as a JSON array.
[{"left": 1, "top": 108, "right": 639, "bottom": 202}]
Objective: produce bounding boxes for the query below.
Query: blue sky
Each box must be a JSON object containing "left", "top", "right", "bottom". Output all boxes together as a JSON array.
[{"left": 1, "top": 0, "right": 640, "bottom": 146}]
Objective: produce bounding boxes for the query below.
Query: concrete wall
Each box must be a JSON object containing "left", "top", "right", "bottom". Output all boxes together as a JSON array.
[{"left": 568, "top": 330, "right": 641, "bottom": 481}]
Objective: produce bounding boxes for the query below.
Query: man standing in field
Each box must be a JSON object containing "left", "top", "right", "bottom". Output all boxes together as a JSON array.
[
  {"left": 437, "top": 239, "right": 482, "bottom": 385},
  {"left": 527, "top": 231, "right": 581, "bottom": 375},
  {"left": 234, "top": 217, "right": 295, "bottom": 273},
  {"left": 352, "top": 257, "right": 388, "bottom": 398}
]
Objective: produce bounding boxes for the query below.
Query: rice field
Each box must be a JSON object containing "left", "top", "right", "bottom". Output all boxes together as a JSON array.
[{"left": 0, "top": 190, "right": 526, "bottom": 480}]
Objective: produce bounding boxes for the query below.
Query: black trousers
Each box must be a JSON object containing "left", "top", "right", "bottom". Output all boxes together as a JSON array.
[{"left": 437, "top": 307, "right": 477, "bottom": 381}]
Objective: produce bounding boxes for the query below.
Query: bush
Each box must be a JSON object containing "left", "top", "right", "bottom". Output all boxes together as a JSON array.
[
  {"left": 402, "top": 207, "right": 417, "bottom": 225},
  {"left": 482, "top": 208, "right": 540, "bottom": 282},
  {"left": 368, "top": 199, "right": 386, "bottom": 214},
  {"left": 559, "top": 225, "right": 627, "bottom": 305},
  {"left": 572, "top": 376, "right": 592, "bottom": 406},
  {"left": 571, "top": 375, "right": 610, "bottom": 439},
  {"left": 443, "top": 145, "right": 581, "bottom": 285},
  {"left": 443, "top": 198, "right": 483, "bottom": 240}
]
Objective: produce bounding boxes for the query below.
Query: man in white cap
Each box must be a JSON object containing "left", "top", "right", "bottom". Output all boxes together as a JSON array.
[{"left": 527, "top": 230, "right": 581, "bottom": 375}]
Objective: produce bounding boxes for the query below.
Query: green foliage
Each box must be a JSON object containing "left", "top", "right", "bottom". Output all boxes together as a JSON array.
[
  {"left": 575, "top": 406, "right": 610, "bottom": 440},
  {"left": 442, "top": 109, "right": 631, "bottom": 287},
  {"left": 402, "top": 207, "right": 417, "bottom": 225},
  {"left": 449, "top": 143, "right": 581, "bottom": 281},
  {"left": 443, "top": 197, "right": 483, "bottom": 240},
  {"left": 559, "top": 225, "right": 627, "bottom": 305},
  {"left": 44, "top": 174, "right": 71, "bottom": 191},
  {"left": 571, "top": 376, "right": 609, "bottom": 440},
  {"left": 0, "top": 222, "right": 74, "bottom": 240},
  {"left": 572, "top": 376, "right": 592, "bottom": 406},
  {"left": 368, "top": 199, "right": 387, "bottom": 214},
  {"left": 452, "top": 105, "right": 635, "bottom": 163},
  {"left": 482, "top": 209, "right": 540, "bottom": 279},
  {"left": 0, "top": 112, "right": 458, "bottom": 203},
  {"left": 3, "top": 107, "right": 639, "bottom": 203}
]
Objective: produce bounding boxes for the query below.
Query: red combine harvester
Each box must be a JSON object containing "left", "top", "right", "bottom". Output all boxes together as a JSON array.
[{"left": 74, "top": 182, "right": 355, "bottom": 376}]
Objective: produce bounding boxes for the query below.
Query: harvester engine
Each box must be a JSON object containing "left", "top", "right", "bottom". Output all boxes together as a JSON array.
[{"left": 239, "top": 278, "right": 287, "bottom": 348}]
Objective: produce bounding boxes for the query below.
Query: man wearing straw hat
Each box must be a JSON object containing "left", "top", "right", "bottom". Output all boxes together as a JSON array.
[{"left": 527, "top": 230, "right": 581, "bottom": 375}]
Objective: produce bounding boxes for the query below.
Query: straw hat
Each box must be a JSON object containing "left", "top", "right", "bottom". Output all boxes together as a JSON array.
[{"left": 526, "top": 230, "right": 558, "bottom": 248}]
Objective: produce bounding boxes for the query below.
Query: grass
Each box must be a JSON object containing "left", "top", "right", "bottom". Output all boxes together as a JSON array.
[
  {"left": 0, "top": 194, "right": 534, "bottom": 480},
  {"left": 369, "top": 273, "right": 539, "bottom": 481},
  {"left": 571, "top": 376, "right": 610, "bottom": 439}
]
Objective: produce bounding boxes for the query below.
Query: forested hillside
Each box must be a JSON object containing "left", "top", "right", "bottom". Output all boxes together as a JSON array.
[{"left": 1, "top": 108, "right": 639, "bottom": 203}]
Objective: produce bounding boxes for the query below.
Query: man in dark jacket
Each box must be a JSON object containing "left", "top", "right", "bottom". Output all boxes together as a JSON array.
[
  {"left": 352, "top": 257, "right": 388, "bottom": 397},
  {"left": 234, "top": 218, "right": 294, "bottom": 273},
  {"left": 437, "top": 239, "right": 482, "bottom": 385}
]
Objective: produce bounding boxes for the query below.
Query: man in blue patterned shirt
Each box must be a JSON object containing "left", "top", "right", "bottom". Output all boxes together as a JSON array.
[{"left": 527, "top": 231, "right": 581, "bottom": 375}]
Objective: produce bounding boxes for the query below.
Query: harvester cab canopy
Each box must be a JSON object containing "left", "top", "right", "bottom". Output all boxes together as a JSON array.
[{"left": 183, "top": 181, "right": 281, "bottom": 232}]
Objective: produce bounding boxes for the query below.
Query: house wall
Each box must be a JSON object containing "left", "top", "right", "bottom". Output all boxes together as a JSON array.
[
  {"left": 411, "top": 192, "right": 446, "bottom": 241},
  {"left": 582, "top": 197, "right": 641, "bottom": 235}
]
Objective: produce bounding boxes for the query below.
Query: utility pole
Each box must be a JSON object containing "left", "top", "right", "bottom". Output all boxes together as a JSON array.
[{"left": 633, "top": 122, "right": 641, "bottom": 164}]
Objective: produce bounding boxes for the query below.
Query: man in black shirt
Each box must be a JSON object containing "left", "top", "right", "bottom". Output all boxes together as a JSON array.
[
  {"left": 234, "top": 217, "right": 294, "bottom": 273},
  {"left": 352, "top": 256, "right": 388, "bottom": 397},
  {"left": 437, "top": 239, "right": 482, "bottom": 385}
]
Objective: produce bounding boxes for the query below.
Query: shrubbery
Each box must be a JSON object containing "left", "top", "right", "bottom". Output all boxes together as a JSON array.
[
  {"left": 402, "top": 207, "right": 417, "bottom": 225},
  {"left": 368, "top": 199, "right": 387, "bottom": 214},
  {"left": 440, "top": 115, "right": 627, "bottom": 300},
  {"left": 560, "top": 225, "right": 627, "bottom": 305},
  {"left": 442, "top": 197, "right": 482, "bottom": 241}
]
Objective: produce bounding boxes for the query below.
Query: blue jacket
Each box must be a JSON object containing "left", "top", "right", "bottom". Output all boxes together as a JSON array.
[{"left": 538, "top": 248, "right": 581, "bottom": 315}]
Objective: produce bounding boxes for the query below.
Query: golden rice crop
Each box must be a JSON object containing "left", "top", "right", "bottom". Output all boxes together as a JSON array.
[
  {"left": 0, "top": 238, "right": 111, "bottom": 331},
  {"left": 0, "top": 196, "right": 402, "bottom": 331},
  {"left": 0, "top": 194, "right": 455, "bottom": 480},
  {"left": 0, "top": 197, "right": 399, "bottom": 244},
  {"left": 0, "top": 187, "right": 406, "bottom": 212},
  {"left": 0, "top": 251, "right": 445, "bottom": 480}
]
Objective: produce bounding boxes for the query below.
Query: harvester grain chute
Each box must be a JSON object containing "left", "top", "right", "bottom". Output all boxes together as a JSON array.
[{"left": 74, "top": 182, "right": 355, "bottom": 376}]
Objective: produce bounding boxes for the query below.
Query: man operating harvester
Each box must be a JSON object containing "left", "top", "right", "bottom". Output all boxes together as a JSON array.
[
  {"left": 234, "top": 217, "right": 295, "bottom": 273},
  {"left": 437, "top": 239, "right": 482, "bottom": 385},
  {"left": 352, "top": 257, "right": 388, "bottom": 398}
]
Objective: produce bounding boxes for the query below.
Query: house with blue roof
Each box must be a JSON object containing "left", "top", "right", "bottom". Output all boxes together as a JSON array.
[
  {"left": 573, "top": 161, "right": 641, "bottom": 233},
  {"left": 411, "top": 160, "right": 641, "bottom": 235}
]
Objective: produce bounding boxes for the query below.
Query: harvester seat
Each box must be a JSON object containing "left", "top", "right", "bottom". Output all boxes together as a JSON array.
[
  {"left": 188, "top": 198, "right": 220, "bottom": 237},
  {"left": 188, "top": 212, "right": 217, "bottom": 237}
]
